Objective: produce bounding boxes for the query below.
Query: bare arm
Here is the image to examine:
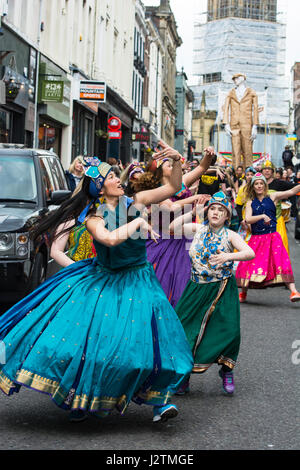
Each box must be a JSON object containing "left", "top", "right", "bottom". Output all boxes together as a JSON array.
[
  {"left": 183, "top": 147, "right": 215, "bottom": 188},
  {"left": 159, "top": 194, "right": 206, "bottom": 212},
  {"left": 244, "top": 200, "right": 270, "bottom": 225},
  {"left": 270, "top": 184, "right": 300, "bottom": 203},
  {"left": 50, "top": 220, "right": 75, "bottom": 268},
  {"left": 169, "top": 210, "right": 198, "bottom": 239},
  {"left": 134, "top": 143, "right": 182, "bottom": 207},
  {"left": 169, "top": 196, "right": 210, "bottom": 238},
  {"left": 209, "top": 230, "right": 255, "bottom": 266},
  {"left": 86, "top": 216, "right": 159, "bottom": 247}
]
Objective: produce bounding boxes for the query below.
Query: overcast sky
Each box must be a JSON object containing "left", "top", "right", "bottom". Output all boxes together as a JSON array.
[{"left": 142, "top": 0, "right": 300, "bottom": 81}]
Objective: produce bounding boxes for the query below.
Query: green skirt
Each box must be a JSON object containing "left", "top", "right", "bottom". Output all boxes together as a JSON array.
[{"left": 175, "top": 276, "right": 240, "bottom": 373}]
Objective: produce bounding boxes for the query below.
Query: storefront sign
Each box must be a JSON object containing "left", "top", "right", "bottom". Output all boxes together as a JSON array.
[
  {"left": 132, "top": 132, "right": 150, "bottom": 142},
  {"left": 108, "top": 131, "right": 122, "bottom": 139},
  {"left": 41, "top": 80, "right": 64, "bottom": 103},
  {"left": 79, "top": 81, "right": 106, "bottom": 103}
]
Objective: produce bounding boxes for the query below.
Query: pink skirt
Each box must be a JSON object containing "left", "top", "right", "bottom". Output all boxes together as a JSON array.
[{"left": 236, "top": 231, "right": 294, "bottom": 288}]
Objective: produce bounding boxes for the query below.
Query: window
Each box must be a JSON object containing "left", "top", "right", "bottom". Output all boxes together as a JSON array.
[
  {"left": 0, "top": 155, "right": 37, "bottom": 201},
  {"left": 0, "top": 109, "right": 11, "bottom": 143},
  {"left": 40, "top": 158, "right": 54, "bottom": 201},
  {"left": 202, "top": 72, "right": 222, "bottom": 84}
]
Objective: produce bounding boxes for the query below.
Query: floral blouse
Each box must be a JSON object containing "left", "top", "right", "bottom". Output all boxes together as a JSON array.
[{"left": 189, "top": 224, "right": 234, "bottom": 284}]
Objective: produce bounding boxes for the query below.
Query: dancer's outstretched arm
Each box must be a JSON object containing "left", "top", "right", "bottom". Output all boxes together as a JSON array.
[
  {"left": 87, "top": 216, "right": 159, "bottom": 247},
  {"left": 270, "top": 184, "right": 300, "bottom": 203},
  {"left": 183, "top": 147, "right": 215, "bottom": 189},
  {"left": 134, "top": 143, "right": 182, "bottom": 207}
]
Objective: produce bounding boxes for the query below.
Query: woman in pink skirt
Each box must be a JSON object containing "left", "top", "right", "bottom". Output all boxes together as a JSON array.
[{"left": 236, "top": 173, "right": 300, "bottom": 303}]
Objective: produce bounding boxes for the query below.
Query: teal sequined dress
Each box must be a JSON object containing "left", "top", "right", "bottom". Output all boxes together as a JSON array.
[{"left": 0, "top": 197, "right": 193, "bottom": 415}]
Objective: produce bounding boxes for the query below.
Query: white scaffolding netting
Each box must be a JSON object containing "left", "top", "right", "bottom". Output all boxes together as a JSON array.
[{"left": 191, "top": 1, "right": 289, "bottom": 126}]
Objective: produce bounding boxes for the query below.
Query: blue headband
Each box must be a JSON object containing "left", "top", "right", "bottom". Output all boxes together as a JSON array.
[
  {"left": 83, "top": 156, "right": 112, "bottom": 197},
  {"left": 77, "top": 157, "right": 112, "bottom": 225}
]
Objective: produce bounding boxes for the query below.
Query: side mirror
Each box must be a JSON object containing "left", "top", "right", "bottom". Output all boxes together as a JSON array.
[{"left": 49, "top": 190, "right": 71, "bottom": 205}]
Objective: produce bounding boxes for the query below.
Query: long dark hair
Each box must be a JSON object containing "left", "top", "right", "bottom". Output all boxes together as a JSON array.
[{"left": 30, "top": 176, "right": 97, "bottom": 243}]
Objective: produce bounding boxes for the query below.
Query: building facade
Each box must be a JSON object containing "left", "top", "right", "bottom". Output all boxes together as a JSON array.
[
  {"left": 1, "top": 0, "right": 137, "bottom": 167},
  {"left": 131, "top": 0, "right": 148, "bottom": 161},
  {"left": 174, "top": 70, "right": 194, "bottom": 158},
  {"left": 143, "top": 16, "right": 164, "bottom": 151},
  {"left": 0, "top": 0, "right": 182, "bottom": 168},
  {"left": 207, "top": 0, "right": 277, "bottom": 22},
  {"left": 192, "top": 0, "right": 289, "bottom": 166},
  {"left": 146, "top": 0, "right": 182, "bottom": 147},
  {"left": 292, "top": 62, "right": 300, "bottom": 152},
  {"left": 192, "top": 91, "right": 217, "bottom": 156}
]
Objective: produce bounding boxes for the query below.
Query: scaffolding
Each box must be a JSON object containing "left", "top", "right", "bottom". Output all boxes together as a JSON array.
[
  {"left": 192, "top": 0, "right": 289, "bottom": 126},
  {"left": 206, "top": 0, "right": 278, "bottom": 23}
]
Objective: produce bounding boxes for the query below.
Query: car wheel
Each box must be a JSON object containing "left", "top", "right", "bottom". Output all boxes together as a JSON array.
[{"left": 28, "top": 252, "right": 47, "bottom": 292}]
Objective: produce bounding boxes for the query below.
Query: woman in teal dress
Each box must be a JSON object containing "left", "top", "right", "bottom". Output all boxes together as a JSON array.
[{"left": 0, "top": 150, "right": 193, "bottom": 424}]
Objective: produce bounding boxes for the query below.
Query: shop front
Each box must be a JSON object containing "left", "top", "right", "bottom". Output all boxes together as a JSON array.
[
  {"left": 38, "top": 119, "right": 62, "bottom": 155},
  {"left": 95, "top": 86, "right": 136, "bottom": 164},
  {"left": 37, "top": 57, "right": 71, "bottom": 159},
  {"left": 0, "top": 25, "right": 36, "bottom": 146},
  {"left": 70, "top": 75, "right": 99, "bottom": 160}
]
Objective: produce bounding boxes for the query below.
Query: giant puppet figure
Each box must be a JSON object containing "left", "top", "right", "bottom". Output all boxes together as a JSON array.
[{"left": 223, "top": 73, "right": 259, "bottom": 170}]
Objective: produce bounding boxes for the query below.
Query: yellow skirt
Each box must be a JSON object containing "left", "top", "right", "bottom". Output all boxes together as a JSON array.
[{"left": 277, "top": 215, "right": 289, "bottom": 255}]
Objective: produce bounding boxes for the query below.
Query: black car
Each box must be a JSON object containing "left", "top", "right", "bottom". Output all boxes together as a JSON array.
[
  {"left": 295, "top": 196, "right": 300, "bottom": 240},
  {"left": 0, "top": 148, "right": 71, "bottom": 303}
]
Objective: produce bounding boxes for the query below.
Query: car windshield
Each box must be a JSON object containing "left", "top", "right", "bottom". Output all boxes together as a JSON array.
[{"left": 0, "top": 155, "right": 37, "bottom": 203}]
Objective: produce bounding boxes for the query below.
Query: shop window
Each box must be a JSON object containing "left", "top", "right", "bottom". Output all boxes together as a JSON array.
[{"left": 38, "top": 123, "right": 61, "bottom": 155}]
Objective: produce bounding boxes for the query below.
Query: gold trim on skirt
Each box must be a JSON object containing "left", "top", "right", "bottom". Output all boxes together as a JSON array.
[{"left": 0, "top": 368, "right": 172, "bottom": 413}]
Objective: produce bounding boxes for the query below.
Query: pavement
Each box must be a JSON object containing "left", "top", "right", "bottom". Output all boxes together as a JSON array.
[{"left": 0, "top": 222, "right": 299, "bottom": 451}]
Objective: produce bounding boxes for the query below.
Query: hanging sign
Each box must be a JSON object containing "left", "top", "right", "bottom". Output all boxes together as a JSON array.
[
  {"left": 79, "top": 81, "right": 106, "bottom": 103},
  {"left": 41, "top": 80, "right": 64, "bottom": 103}
]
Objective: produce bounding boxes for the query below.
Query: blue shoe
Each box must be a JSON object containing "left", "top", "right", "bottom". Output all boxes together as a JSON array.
[
  {"left": 69, "top": 409, "right": 88, "bottom": 423},
  {"left": 153, "top": 404, "right": 178, "bottom": 423}
]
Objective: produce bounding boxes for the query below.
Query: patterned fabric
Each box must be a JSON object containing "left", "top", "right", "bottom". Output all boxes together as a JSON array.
[
  {"left": 67, "top": 224, "right": 96, "bottom": 262},
  {"left": 83, "top": 157, "right": 112, "bottom": 191},
  {"left": 176, "top": 276, "right": 240, "bottom": 373},
  {"left": 171, "top": 183, "right": 193, "bottom": 201},
  {"left": 189, "top": 224, "right": 234, "bottom": 284},
  {"left": 235, "top": 231, "right": 294, "bottom": 288},
  {"left": 207, "top": 191, "right": 232, "bottom": 217}
]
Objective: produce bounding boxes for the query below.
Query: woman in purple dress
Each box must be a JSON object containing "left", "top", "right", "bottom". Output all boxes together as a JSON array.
[{"left": 132, "top": 142, "right": 214, "bottom": 308}]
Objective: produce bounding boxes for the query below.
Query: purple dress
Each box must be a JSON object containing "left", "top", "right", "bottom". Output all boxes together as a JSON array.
[{"left": 146, "top": 184, "right": 193, "bottom": 308}]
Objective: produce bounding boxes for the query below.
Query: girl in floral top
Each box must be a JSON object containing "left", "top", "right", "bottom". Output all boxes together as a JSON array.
[{"left": 170, "top": 192, "right": 255, "bottom": 395}]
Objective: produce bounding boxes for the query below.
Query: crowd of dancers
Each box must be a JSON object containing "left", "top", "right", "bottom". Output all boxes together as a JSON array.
[{"left": 0, "top": 142, "right": 299, "bottom": 424}]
